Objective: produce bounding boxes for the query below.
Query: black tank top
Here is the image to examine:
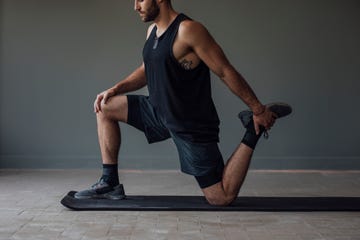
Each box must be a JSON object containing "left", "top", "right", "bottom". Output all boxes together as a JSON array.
[{"left": 143, "top": 14, "right": 220, "bottom": 142}]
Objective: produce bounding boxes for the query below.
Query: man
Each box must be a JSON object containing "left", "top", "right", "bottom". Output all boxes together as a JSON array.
[{"left": 74, "top": 0, "right": 291, "bottom": 206}]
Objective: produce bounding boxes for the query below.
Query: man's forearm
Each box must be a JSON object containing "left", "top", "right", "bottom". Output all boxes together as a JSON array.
[
  {"left": 222, "top": 65, "right": 265, "bottom": 115},
  {"left": 113, "top": 64, "right": 147, "bottom": 95}
]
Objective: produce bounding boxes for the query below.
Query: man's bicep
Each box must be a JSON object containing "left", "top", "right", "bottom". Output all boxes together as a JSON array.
[
  {"left": 185, "top": 22, "right": 231, "bottom": 78},
  {"left": 195, "top": 39, "right": 231, "bottom": 78}
]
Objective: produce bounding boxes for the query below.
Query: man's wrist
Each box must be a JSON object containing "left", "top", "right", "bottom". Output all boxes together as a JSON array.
[
  {"left": 252, "top": 104, "right": 266, "bottom": 116},
  {"left": 111, "top": 86, "right": 120, "bottom": 95}
]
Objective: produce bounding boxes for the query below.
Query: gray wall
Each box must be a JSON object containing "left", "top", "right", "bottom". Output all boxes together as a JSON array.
[{"left": 1, "top": 0, "right": 360, "bottom": 169}]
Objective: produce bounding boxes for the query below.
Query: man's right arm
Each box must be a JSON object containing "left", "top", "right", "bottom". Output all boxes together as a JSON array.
[
  {"left": 95, "top": 24, "right": 155, "bottom": 113},
  {"left": 94, "top": 63, "right": 146, "bottom": 113},
  {"left": 112, "top": 63, "right": 147, "bottom": 95}
]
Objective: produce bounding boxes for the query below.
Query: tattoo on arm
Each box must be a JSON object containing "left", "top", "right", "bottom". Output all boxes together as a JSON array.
[{"left": 180, "top": 59, "right": 193, "bottom": 70}]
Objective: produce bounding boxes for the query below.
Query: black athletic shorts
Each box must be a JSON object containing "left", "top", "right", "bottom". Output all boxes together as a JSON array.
[{"left": 126, "top": 95, "right": 224, "bottom": 189}]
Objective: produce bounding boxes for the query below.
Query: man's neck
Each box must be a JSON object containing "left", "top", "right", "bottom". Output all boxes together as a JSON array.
[{"left": 153, "top": 8, "right": 178, "bottom": 36}]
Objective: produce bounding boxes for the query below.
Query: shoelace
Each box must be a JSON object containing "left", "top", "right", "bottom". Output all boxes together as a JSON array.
[
  {"left": 263, "top": 130, "right": 269, "bottom": 139},
  {"left": 91, "top": 178, "right": 108, "bottom": 189}
]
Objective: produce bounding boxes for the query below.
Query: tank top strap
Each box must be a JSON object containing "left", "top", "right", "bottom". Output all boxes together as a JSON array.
[{"left": 167, "top": 13, "right": 190, "bottom": 42}]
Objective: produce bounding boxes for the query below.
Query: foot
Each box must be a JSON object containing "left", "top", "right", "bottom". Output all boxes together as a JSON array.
[
  {"left": 74, "top": 178, "right": 126, "bottom": 200},
  {"left": 238, "top": 102, "right": 292, "bottom": 138}
]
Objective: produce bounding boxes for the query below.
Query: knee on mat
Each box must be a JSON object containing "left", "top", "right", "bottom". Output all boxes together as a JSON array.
[{"left": 205, "top": 194, "right": 236, "bottom": 206}]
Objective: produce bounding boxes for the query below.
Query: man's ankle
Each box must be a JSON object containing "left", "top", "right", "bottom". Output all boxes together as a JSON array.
[
  {"left": 241, "top": 130, "right": 263, "bottom": 150},
  {"left": 102, "top": 164, "right": 119, "bottom": 186}
]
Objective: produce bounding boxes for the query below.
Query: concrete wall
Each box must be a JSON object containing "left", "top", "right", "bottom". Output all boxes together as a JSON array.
[{"left": 1, "top": 0, "right": 360, "bottom": 169}]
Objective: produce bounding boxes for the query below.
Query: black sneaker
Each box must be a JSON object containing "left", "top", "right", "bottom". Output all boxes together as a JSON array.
[
  {"left": 238, "top": 102, "right": 292, "bottom": 138},
  {"left": 74, "top": 178, "right": 126, "bottom": 200}
]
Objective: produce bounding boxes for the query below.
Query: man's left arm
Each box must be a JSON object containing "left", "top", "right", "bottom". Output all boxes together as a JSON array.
[{"left": 179, "top": 21, "right": 275, "bottom": 133}]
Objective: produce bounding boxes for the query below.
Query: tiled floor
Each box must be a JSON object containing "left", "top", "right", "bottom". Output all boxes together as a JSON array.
[{"left": 0, "top": 169, "right": 360, "bottom": 240}]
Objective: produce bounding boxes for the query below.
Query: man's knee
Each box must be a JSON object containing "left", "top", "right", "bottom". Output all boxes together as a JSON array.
[
  {"left": 205, "top": 194, "right": 236, "bottom": 206},
  {"left": 202, "top": 183, "right": 236, "bottom": 206},
  {"left": 99, "top": 101, "right": 113, "bottom": 114},
  {"left": 97, "top": 96, "right": 128, "bottom": 122},
  {"left": 96, "top": 102, "right": 113, "bottom": 120}
]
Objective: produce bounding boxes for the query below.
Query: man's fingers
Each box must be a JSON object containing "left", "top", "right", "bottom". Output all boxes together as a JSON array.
[
  {"left": 95, "top": 100, "right": 100, "bottom": 113},
  {"left": 102, "top": 92, "right": 113, "bottom": 105},
  {"left": 94, "top": 101, "right": 97, "bottom": 113},
  {"left": 254, "top": 122, "right": 260, "bottom": 135},
  {"left": 272, "top": 112, "right": 278, "bottom": 119},
  {"left": 253, "top": 110, "right": 277, "bottom": 134},
  {"left": 94, "top": 90, "right": 114, "bottom": 113},
  {"left": 270, "top": 113, "right": 277, "bottom": 127},
  {"left": 95, "top": 95, "right": 103, "bottom": 113}
]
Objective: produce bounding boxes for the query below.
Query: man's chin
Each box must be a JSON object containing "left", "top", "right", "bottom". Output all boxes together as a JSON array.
[{"left": 139, "top": 15, "right": 149, "bottom": 22}]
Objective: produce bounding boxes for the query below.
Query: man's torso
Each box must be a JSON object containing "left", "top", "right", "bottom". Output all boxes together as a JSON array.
[{"left": 142, "top": 13, "right": 220, "bottom": 142}]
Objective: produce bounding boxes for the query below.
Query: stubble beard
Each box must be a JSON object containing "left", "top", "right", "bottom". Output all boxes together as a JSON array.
[{"left": 142, "top": 0, "right": 160, "bottom": 22}]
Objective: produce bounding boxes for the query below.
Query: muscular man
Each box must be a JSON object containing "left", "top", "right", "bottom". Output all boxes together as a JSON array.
[{"left": 74, "top": 0, "right": 291, "bottom": 206}]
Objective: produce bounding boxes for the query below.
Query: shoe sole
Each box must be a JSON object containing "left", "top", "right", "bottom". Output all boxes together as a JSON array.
[
  {"left": 267, "top": 102, "right": 292, "bottom": 118},
  {"left": 74, "top": 193, "right": 126, "bottom": 200},
  {"left": 74, "top": 184, "right": 126, "bottom": 200},
  {"left": 103, "top": 193, "right": 126, "bottom": 200}
]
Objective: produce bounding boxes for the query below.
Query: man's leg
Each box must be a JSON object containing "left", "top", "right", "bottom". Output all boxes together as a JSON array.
[
  {"left": 96, "top": 95, "right": 129, "bottom": 185},
  {"left": 97, "top": 95, "right": 128, "bottom": 165},
  {"left": 75, "top": 94, "right": 172, "bottom": 199},
  {"left": 201, "top": 141, "right": 256, "bottom": 206},
  {"left": 201, "top": 103, "right": 292, "bottom": 205},
  {"left": 74, "top": 95, "right": 128, "bottom": 199}
]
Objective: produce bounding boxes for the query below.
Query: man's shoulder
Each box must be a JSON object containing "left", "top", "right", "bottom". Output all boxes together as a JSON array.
[
  {"left": 178, "top": 19, "right": 210, "bottom": 44},
  {"left": 179, "top": 19, "right": 206, "bottom": 33}
]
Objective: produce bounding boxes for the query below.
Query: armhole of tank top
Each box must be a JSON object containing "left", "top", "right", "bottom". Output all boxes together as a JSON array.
[
  {"left": 169, "top": 19, "right": 204, "bottom": 72},
  {"left": 147, "top": 24, "right": 156, "bottom": 40}
]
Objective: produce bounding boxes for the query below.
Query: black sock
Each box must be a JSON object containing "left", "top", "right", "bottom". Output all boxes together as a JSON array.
[
  {"left": 241, "top": 130, "right": 263, "bottom": 150},
  {"left": 240, "top": 116, "right": 266, "bottom": 150},
  {"left": 101, "top": 164, "right": 119, "bottom": 186}
]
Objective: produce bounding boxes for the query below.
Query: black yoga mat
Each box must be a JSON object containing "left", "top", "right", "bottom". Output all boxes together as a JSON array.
[{"left": 61, "top": 191, "right": 360, "bottom": 211}]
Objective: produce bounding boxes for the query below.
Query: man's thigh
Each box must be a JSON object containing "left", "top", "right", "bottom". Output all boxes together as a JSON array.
[
  {"left": 127, "top": 95, "right": 171, "bottom": 143},
  {"left": 171, "top": 134, "right": 224, "bottom": 186}
]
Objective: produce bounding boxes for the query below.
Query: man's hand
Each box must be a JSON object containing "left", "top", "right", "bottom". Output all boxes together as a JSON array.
[
  {"left": 94, "top": 88, "right": 117, "bottom": 113},
  {"left": 253, "top": 107, "right": 278, "bottom": 135}
]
